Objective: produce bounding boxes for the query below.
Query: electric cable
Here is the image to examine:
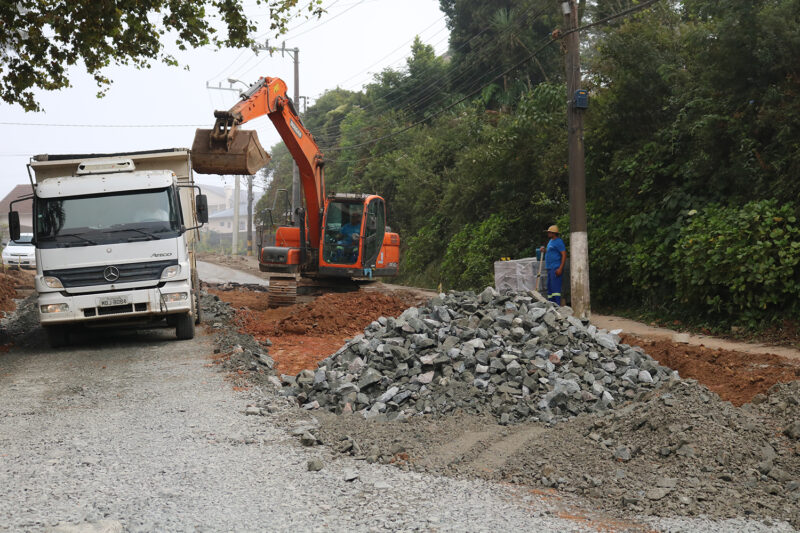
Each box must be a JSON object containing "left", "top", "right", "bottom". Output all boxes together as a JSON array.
[
  {"left": 322, "top": 0, "right": 664, "bottom": 160},
  {"left": 0, "top": 122, "right": 206, "bottom": 128},
  {"left": 308, "top": 3, "right": 547, "bottom": 139}
]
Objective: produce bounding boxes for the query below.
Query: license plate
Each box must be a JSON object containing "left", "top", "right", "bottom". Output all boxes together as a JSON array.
[{"left": 99, "top": 297, "right": 128, "bottom": 307}]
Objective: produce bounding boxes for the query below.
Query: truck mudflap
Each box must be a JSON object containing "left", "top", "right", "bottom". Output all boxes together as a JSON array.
[{"left": 38, "top": 281, "right": 192, "bottom": 325}]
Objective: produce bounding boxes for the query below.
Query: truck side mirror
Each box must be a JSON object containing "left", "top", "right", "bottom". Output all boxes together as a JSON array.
[
  {"left": 196, "top": 194, "right": 209, "bottom": 224},
  {"left": 8, "top": 211, "right": 20, "bottom": 241}
]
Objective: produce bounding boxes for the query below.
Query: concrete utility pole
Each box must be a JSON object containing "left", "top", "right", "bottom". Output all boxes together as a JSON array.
[
  {"left": 560, "top": 0, "right": 591, "bottom": 318},
  {"left": 291, "top": 47, "right": 301, "bottom": 226},
  {"left": 256, "top": 41, "right": 302, "bottom": 226},
  {"left": 246, "top": 175, "right": 254, "bottom": 256},
  {"left": 232, "top": 176, "right": 241, "bottom": 255}
]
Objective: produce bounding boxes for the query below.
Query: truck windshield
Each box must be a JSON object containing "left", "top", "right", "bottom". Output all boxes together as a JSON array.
[{"left": 36, "top": 187, "right": 181, "bottom": 247}]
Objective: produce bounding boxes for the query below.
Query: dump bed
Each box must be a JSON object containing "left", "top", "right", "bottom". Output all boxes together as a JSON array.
[{"left": 29, "top": 148, "right": 199, "bottom": 244}]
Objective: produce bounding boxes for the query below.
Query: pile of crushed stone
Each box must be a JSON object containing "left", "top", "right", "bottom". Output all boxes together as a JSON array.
[{"left": 280, "top": 288, "right": 675, "bottom": 424}]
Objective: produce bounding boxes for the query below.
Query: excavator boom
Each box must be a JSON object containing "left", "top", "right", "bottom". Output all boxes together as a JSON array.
[{"left": 192, "top": 76, "right": 326, "bottom": 247}]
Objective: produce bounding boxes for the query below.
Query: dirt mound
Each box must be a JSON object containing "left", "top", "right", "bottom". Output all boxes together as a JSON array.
[
  {"left": 212, "top": 288, "right": 422, "bottom": 375},
  {"left": 249, "top": 291, "right": 418, "bottom": 337},
  {"left": 208, "top": 287, "right": 273, "bottom": 312},
  {"left": 0, "top": 269, "right": 33, "bottom": 314},
  {"left": 622, "top": 334, "right": 800, "bottom": 406}
]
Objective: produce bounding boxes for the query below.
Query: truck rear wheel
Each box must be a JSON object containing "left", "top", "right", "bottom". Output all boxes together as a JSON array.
[
  {"left": 175, "top": 311, "right": 195, "bottom": 340},
  {"left": 45, "top": 326, "right": 70, "bottom": 348}
]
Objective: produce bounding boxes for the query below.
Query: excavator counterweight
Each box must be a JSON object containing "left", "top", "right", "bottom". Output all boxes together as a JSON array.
[{"left": 191, "top": 128, "right": 269, "bottom": 175}]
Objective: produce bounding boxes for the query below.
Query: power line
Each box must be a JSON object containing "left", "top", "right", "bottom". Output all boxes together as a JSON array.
[
  {"left": 309, "top": 3, "right": 546, "bottom": 140},
  {"left": 254, "top": 0, "right": 369, "bottom": 41},
  {"left": 323, "top": 0, "right": 664, "bottom": 160},
  {"left": 333, "top": 15, "right": 448, "bottom": 90},
  {"left": 0, "top": 122, "right": 205, "bottom": 128}
]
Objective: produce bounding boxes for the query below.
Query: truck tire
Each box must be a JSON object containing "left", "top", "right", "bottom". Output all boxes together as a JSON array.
[
  {"left": 175, "top": 311, "right": 195, "bottom": 340},
  {"left": 45, "top": 326, "right": 70, "bottom": 348}
]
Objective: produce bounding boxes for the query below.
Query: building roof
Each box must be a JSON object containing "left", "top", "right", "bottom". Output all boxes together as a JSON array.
[
  {"left": 209, "top": 203, "right": 256, "bottom": 219},
  {"left": 0, "top": 184, "right": 34, "bottom": 215}
]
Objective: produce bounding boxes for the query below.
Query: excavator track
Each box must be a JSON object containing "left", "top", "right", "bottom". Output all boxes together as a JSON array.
[{"left": 267, "top": 276, "right": 297, "bottom": 308}]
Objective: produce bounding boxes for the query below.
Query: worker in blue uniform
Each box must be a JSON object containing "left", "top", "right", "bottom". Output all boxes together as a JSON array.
[{"left": 539, "top": 225, "right": 566, "bottom": 305}]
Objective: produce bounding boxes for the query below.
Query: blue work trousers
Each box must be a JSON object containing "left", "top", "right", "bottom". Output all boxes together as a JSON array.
[{"left": 546, "top": 268, "right": 563, "bottom": 306}]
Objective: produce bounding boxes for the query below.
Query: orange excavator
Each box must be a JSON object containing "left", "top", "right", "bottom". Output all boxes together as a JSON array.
[{"left": 191, "top": 76, "right": 400, "bottom": 306}]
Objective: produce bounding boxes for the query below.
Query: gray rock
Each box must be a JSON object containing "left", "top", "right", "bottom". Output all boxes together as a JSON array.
[
  {"left": 416, "top": 371, "right": 435, "bottom": 384},
  {"left": 358, "top": 368, "right": 382, "bottom": 389},
  {"left": 506, "top": 360, "right": 522, "bottom": 377},
  {"left": 595, "top": 333, "right": 617, "bottom": 351},
  {"left": 646, "top": 488, "right": 671, "bottom": 500},
  {"left": 614, "top": 446, "right": 631, "bottom": 462},
  {"left": 307, "top": 458, "right": 324, "bottom": 472},
  {"left": 378, "top": 386, "right": 400, "bottom": 403},
  {"left": 300, "top": 432, "right": 318, "bottom": 447},
  {"left": 784, "top": 421, "right": 800, "bottom": 440}
]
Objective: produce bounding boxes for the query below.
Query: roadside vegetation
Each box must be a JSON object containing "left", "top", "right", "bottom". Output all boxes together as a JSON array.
[{"left": 258, "top": 0, "right": 799, "bottom": 334}]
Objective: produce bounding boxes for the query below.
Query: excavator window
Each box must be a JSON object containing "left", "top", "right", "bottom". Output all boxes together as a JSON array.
[
  {"left": 322, "top": 201, "right": 362, "bottom": 265},
  {"left": 363, "top": 198, "right": 386, "bottom": 268}
]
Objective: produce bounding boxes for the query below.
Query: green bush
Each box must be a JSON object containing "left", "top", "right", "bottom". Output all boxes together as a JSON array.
[
  {"left": 440, "top": 213, "right": 518, "bottom": 291},
  {"left": 671, "top": 200, "right": 800, "bottom": 327}
]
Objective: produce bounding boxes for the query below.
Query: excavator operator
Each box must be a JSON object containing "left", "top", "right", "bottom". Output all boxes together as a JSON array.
[{"left": 334, "top": 211, "right": 361, "bottom": 263}]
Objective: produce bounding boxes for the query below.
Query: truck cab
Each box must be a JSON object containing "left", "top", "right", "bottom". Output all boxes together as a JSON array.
[{"left": 8, "top": 149, "right": 208, "bottom": 347}]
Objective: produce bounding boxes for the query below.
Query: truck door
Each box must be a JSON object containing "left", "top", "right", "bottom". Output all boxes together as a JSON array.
[{"left": 362, "top": 198, "right": 386, "bottom": 269}]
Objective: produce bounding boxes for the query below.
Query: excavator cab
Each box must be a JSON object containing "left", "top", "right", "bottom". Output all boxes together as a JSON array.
[{"left": 319, "top": 194, "right": 385, "bottom": 274}]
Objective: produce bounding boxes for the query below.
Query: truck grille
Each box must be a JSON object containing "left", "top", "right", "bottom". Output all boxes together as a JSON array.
[{"left": 44, "top": 259, "right": 178, "bottom": 288}]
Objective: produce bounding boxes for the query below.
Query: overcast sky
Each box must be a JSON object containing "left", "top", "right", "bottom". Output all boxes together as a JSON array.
[{"left": 0, "top": 0, "right": 449, "bottom": 199}]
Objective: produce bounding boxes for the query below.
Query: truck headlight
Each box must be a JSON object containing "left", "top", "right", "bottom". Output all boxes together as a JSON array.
[
  {"left": 42, "top": 276, "right": 64, "bottom": 289},
  {"left": 161, "top": 265, "right": 181, "bottom": 279},
  {"left": 162, "top": 292, "right": 188, "bottom": 302},
  {"left": 41, "top": 303, "right": 69, "bottom": 313}
]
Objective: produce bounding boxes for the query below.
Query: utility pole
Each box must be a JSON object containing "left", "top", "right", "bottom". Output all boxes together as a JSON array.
[
  {"left": 560, "top": 0, "right": 591, "bottom": 318},
  {"left": 232, "top": 176, "right": 241, "bottom": 255},
  {"left": 255, "top": 40, "right": 302, "bottom": 226},
  {"left": 246, "top": 175, "right": 254, "bottom": 256}
]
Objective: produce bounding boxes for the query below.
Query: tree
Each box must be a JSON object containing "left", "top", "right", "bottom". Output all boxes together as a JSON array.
[
  {"left": 1, "top": 0, "right": 323, "bottom": 111},
  {"left": 438, "top": 0, "right": 562, "bottom": 108}
]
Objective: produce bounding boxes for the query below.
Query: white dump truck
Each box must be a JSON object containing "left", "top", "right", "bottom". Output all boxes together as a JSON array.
[{"left": 7, "top": 149, "right": 209, "bottom": 347}]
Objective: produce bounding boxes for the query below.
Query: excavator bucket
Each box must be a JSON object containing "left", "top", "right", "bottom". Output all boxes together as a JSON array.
[{"left": 191, "top": 128, "right": 270, "bottom": 175}]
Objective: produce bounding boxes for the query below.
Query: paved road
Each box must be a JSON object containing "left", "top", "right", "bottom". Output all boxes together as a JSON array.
[
  {"left": 197, "top": 260, "right": 268, "bottom": 286},
  {"left": 0, "top": 327, "right": 602, "bottom": 532}
]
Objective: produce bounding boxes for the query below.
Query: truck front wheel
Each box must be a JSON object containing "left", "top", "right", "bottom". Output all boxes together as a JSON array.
[
  {"left": 175, "top": 311, "right": 195, "bottom": 340},
  {"left": 45, "top": 326, "right": 70, "bottom": 348}
]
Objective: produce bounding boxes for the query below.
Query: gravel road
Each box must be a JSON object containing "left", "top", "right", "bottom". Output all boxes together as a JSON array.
[{"left": 196, "top": 260, "right": 268, "bottom": 286}]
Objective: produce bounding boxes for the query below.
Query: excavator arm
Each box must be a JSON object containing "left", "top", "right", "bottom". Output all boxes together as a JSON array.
[{"left": 192, "top": 76, "right": 326, "bottom": 250}]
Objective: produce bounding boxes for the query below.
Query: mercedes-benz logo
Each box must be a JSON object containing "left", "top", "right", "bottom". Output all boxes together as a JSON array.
[{"left": 103, "top": 266, "right": 120, "bottom": 282}]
